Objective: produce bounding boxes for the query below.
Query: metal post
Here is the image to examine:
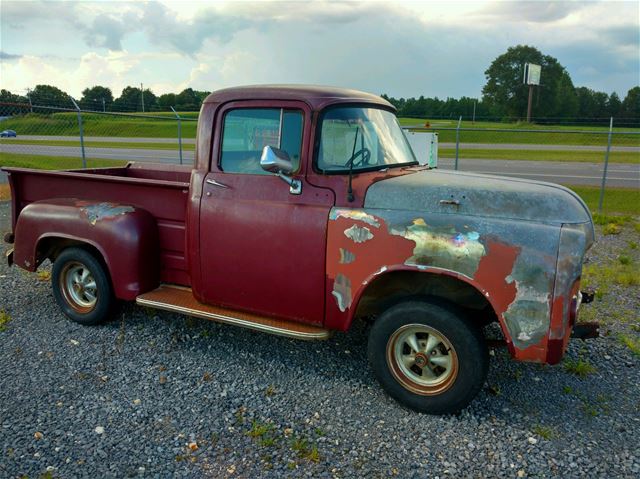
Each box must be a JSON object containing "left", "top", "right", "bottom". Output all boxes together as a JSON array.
[
  {"left": 526, "top": 85, "right": 534, "bottom": 122},
  {"left": 70, "top": 98, "right": 87, "bottom": 169},
  {"left": 472, "top": 101, "right": 476, "bottom": 124},
  {"left": 598, "top": 117, "right": 614, "bottom": 213},
  {"left": 141, "top": 83, "right": 145, "bottom": 112},
  {"left": 170, "top": 106, "right": 183, "bottom": 165},
  {"left": 102, "top": 98, "right": 106, "bottom": 112},
  {"left": 454, "top": 115, "right": 462, "bottom": 170},
  {"left": 26, "top": 89, "right": 33, "bottom": 113}
]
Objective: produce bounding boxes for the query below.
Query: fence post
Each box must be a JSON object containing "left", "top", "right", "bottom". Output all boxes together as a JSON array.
[
  {"left": 454, "top": 115, "right": 462, "bottom": 170},
  {"left": 598, "top": 117, "right": 614, "bottom": 213},
  {"left": 70, "top": 98, "right": 87, "bottom": 169},
  {"left": 170, "top": 106, "right": 183, "bottom": 165}
]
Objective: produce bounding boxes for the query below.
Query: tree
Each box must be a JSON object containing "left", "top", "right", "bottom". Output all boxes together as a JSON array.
[
  {"left": 80, "top": 86, "right": 113, "bottom": 111},
  {"left": 620, "top": 86, "right": 640, "bottom": 119},
  {"left": 551, "top": 71, "right": 578, "bottom": 119},
  {"left": 0, "top": 89, "right": 27, "bottom": 104},
  {"left": 112, "top": 86, "right": 157, "bottom": 112},
  {"left": 482, "top": 45, "right": 566, "bottom": 120},
  {"left": 607, "top": 92, "right": 622, "bottom": 117},
  {"left": 157, "top": 93, "right": 177, "bottom": 110},
  {"left": 29, "top": 84, "right": 71, "bottom": 109}
]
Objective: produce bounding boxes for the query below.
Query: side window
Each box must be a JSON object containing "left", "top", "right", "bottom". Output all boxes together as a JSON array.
[{"left": 220, "top": 108, "right": 303, "bottom": 174}]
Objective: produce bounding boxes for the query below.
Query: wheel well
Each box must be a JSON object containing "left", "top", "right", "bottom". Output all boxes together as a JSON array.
[
  {"left": 353, "top": 270, "right": 497, "bottom": 325},
  {"left": 36, "top": 237, "right": 107, "bottom": 272}
]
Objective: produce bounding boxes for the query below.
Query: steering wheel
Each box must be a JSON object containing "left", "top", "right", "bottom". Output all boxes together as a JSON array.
[{"left": 344, "top": 147, "right": 371, "bottom": 168}]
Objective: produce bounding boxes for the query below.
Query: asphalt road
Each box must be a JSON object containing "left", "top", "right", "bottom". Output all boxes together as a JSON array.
[
  {"left": 6, "top": 136, "right": 639, "bottom": 152},
  {"left": 2, "top": 142, "right": 639, "bottom": 187}
]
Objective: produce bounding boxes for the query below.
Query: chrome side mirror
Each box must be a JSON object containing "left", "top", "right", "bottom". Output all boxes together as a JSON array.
[{"left": 260, "top": 146, "right": 301, "bottom": 195}]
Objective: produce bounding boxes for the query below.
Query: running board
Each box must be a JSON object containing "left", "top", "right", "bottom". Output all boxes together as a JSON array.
[{"left": 136, "top": 284, "right": 331, "bottom": 340}]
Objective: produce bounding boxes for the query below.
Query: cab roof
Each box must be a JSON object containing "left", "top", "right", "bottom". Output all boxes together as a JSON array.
[{"left": 203, "top": 84, "right": 394, "bottom": 111}]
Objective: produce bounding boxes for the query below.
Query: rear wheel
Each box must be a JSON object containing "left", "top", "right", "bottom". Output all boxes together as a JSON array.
[
  {"left": 52, "top": 247, "right": 114, "bottom": 325},
  {"left": 368, "top": 299, "right": 488, "bottom": 414}
]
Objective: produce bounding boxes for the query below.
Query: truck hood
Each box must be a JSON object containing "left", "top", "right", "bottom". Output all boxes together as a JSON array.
[{"left": 365, "top": 169, "right": 593, "bottom": 228}]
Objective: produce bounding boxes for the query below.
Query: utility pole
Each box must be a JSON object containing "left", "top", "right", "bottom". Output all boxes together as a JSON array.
[
  {"left": 26, "top": 88, "right": 33, "bottom": 113},
  {"left": 472, "top": 100, "right": 476, "bottom": 124},
  {"left": 102, "top": 97, "right": 106, "bottom": 112},
  {"left": 526, "top": 84, "right": 534, "bottom": 123},
  {"left": 141, "top": 83, "right": 145, "bottom": 112}
]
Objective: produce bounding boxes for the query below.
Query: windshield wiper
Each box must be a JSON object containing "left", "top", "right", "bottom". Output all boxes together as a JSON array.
[{"left": 346, "top": 125, "right": 360, "bottom": 202}]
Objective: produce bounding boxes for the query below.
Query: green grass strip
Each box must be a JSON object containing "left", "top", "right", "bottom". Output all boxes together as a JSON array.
[
  {"left": 565, "top": 185, "right": 640, "bottom": 215},
  {"left": 439, "top": 148, "right": 639, "bottom": 164},
  {"left": 1, "top": 139, "right": 195, "bottom": 151},
  {"left": 1, "top": 152, "right": 127, "bottom": 170}
]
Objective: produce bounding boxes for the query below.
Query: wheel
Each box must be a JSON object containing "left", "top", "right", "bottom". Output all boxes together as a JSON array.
[
  {"left": 368, "top": 299, "right": 488, "bottom": 414},
  {"left": 52, "top": 247, "right": 115, "bottom": 325}
]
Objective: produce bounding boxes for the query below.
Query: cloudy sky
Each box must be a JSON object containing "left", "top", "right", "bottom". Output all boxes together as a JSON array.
[{"left": 1, "top": 0, "right": 638, "bottom": 99}]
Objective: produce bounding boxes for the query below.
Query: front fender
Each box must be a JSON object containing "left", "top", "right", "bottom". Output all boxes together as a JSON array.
[{"left": 13, "top": 198, "right": 159, "bottom": 300}]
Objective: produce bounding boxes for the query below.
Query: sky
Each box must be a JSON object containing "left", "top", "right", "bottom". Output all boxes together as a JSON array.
[{"left": 1, "top": 0, "right": 638, "bottom": 100}]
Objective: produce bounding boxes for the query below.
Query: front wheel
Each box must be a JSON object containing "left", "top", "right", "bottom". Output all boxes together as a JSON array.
[
  {"left": 52, "top": 247, "right": 115, "bottom": 325},
  {"left": 368, "top": 299, "right": 488, "bottom": 414}
]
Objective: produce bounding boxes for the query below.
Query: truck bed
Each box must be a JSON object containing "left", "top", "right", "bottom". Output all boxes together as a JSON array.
[{"left": 4, "top": 162, "right": 193, "bottom": 286}]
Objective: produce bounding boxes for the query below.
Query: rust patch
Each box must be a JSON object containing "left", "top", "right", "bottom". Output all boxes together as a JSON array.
[{"left": 78, "top": 202, "right": 134, "bottom": 226}]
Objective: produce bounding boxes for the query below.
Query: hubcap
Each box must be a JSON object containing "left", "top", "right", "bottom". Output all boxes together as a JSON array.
[
  {"left": 386, "top": 324, "right": 458, "bottom": 395},
  {"left": 60, "top": 262, "right": 98, "bottom": 313}
]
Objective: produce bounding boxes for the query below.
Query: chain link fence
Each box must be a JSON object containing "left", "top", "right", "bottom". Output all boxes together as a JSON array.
[{"left": 1, "top": 102, "right": 639, "bottom": 213}]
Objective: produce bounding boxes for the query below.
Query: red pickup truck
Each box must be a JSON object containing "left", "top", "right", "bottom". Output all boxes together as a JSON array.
[{"left": 3, "top": 85, "right": 596, "bottom": 414}]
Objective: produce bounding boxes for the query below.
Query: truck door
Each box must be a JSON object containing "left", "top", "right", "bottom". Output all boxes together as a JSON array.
[{"left": 198, "top": 101, "right": 334, "bottom": 325}]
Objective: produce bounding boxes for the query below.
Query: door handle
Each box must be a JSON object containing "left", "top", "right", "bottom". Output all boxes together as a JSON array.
[{"left": 206, "top": 179, "right": 229, "bottom": 189}]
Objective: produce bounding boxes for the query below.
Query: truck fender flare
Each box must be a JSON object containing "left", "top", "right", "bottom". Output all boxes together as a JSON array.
[
  {"left": 347, "top": 265, "right": 512, "bottom": 351},
  {"left": 13, "top": 199, "right": 160, "bottom": 300}
]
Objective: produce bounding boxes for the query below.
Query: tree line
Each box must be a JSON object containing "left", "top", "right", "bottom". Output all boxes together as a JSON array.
[
  {"left": 0, "top": 85, "right": 210, "bottom": 113},
  {"left": 0, "top": 45, "right": 638, "bottom": 124},
  {"left": 382, "top": 45, "right": 638, "bottom": 125}
]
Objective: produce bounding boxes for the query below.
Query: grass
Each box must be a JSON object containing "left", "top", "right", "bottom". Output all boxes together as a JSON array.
[
  {"left": 583, "top": 260, "right": 639, "bottom": 290},
  {"left": 291, "top": 436, "right": 321, "bottom": 463},
  {"left": 565, "top": 186, "right": 640, "bottom": 215},
  {"left": 0, "top": 184, "right": 9, "bottom": 201},
  {"left": 563, "top": 358, "right": 596, "bottom": 378},
  {"left": 532, "top": 425, "right": 557, "bottom": 440},
  {"left": 1, "top": 152, "right": 127, "bottom": 170},
  {"left": 1, "top": 112, "right": 198, "bottom": 138},
  {"left": 399, "top": 117, "right": 640, "bottom": 147},
  {"left": 618, "top": 333, "right": 640, "bottom": 357},
  {"left": 1, "top": 138, "right": 195, "bottom": 151},
  {"left": 0, "top": 310, "right": 11, "bottom": 332},
  {"left": 439, "top": 148, "right": 639, "bottom": 164},
  {"left": 246, "top": 420, "right": 278, "bottom": 447}
]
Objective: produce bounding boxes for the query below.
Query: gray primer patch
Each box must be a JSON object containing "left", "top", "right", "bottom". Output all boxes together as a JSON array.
[
  {"left": 344, "top": 225, "right": 374, "bottom": 243},
  {"left": 331, "top": 274, "right": 352, "bottom": 312},
  {"left": 80, "top": 203, "right": 135, "bottom": 226}
]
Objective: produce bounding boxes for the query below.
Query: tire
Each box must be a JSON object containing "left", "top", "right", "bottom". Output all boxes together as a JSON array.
[
  {"left": 368, "top": 299, "right": 488, "bottom": 415},
  {"left": 52, "top": 247, "right": 115, "bottom": 325}
]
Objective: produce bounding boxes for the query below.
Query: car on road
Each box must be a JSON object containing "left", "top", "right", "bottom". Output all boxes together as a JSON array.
[
  {"left": 1, "top": 85, "right": 597, "bottom": 414},
  {"left": 0, "top": 130, "right": 17, "bottom": 137}
]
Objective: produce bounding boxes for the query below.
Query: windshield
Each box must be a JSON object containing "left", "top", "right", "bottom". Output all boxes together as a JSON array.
[{"left": 317, "top": 107, "right": 417, "bottom": 173}]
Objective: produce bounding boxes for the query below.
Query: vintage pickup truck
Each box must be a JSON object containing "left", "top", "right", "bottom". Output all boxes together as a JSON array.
[{"left": 2, "top": 85, "right": 596, "bottom": 414}]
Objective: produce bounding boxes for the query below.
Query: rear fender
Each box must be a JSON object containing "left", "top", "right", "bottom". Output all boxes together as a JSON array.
[{"left": 13, "top": 198, "right": 159, "bottom": 300}]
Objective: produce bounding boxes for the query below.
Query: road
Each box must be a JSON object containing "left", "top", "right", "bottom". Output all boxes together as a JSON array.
[
  {"left": 1, "top": 142, "right": 639, "bottom": 188},
  {"left": 6, "top": 135, "right": 639, "bottom": 152}
]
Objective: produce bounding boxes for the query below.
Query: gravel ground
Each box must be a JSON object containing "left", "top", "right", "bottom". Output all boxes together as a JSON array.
[{"left": 0, "top": 200, "right": 638, "bottom": 478}]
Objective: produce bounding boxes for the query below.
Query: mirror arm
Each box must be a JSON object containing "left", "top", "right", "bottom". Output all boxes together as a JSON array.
[{"left": 275, "top": 170, "right": 302, "bottom": 195}]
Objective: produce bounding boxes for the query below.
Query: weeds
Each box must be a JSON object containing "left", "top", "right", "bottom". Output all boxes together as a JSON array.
[
  {"left": 602, "top": 223, "right": 622, "bottom": 235},
  {"left": 265, "top": 385, "right": 276, "bottom": 397},
  {"left": 247, "top": 420, "right": 278, "bottom": 447},
  {"left": 36, "top": 269, "right": 51, "bottom": 281},
  {"left": 563, "top": 358, "right": 596, "bottom": 378},
  {"left": 618, "top": 333, "right": 640, "bottom": 357},
  {"left": 628, "top": 241, "right": 638, "bottom": 249},
  {"left": 592, "top": 214, "right": 632, "bottom": 226},
  {"left": 532, "top": 425, "right": 557, "bottom": 440},
  {"left": 291, "top": 435, "right": 320, "bottom": 462},
  {"left": 0, "top": 310, "right": 11, "bottom": 332},
  {"left": 618, "top": 255, "right": 632, "bottom": 265}
]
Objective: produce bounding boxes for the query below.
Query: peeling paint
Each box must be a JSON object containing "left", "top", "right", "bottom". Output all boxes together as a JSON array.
[
  {"left": 339, "top": 248, "right": 356, "bottom": 264},
  {"left": 344, "top": 225, "right": 374, "bottom": 243},
  {"left": 330, "top": 209, "right": 381, "bottom": 228},
  {"left": 332, "top": 274, "right": 352, "bottom": 312},
  {"left": 79, "top": 202, "right": 135, "bottom": 226},
  {"left": 390, "top": 218, "right": 486, "bottom": 277}
]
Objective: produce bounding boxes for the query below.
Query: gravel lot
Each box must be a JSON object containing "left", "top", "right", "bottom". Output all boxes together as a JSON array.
[{"left": 1, "top": 199, "right": 638, "bottom": 478}]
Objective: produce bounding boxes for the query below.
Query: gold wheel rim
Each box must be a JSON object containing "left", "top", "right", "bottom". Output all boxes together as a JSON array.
[
  {"left": 59, "top": 261, "right": 98, "bottom": 314},
  {"left": 386, "top": 324, "right": 459, "bottom": 396}
]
